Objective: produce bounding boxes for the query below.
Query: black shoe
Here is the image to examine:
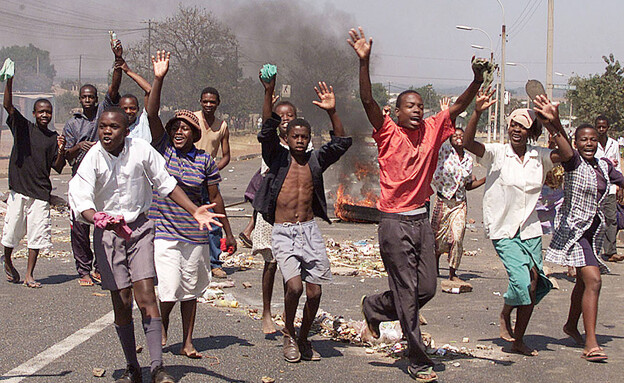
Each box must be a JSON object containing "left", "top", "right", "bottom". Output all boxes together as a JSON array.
[
  {"left": 151, "top": 366, "right": 175, "bottom": 383},
  {"left": 116, "top": 364, "right": 142, "bottom": 383}
]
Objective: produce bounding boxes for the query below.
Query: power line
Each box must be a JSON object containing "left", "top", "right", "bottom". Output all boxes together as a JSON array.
[
  {"left": 508, "top": 0, "right": 543, "bottom": 36},
  {"left": 509, "top": 0, "right": 540, "bottom": 31}
]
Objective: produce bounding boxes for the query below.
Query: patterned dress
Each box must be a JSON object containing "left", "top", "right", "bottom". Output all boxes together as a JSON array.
[{"left": 431, "top": 142, "right": 473, "bottom": 269}]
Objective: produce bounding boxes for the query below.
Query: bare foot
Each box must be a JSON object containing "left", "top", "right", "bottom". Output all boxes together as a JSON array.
[
  {"left": 179, "top": 346, "right": 203, "bottom": 359},
  {"left": 511, "top": 341, "right": 538, "bottom": 356},
  {"left": 566, "top": 266, "right": 576, "bottom": 278},
  {"left": 500, "top": 312, "right": 515, "bottom": 342},
  {"left": 161, "top": 327, "right": 168, "bottom": 346},
  {"left": 563, "top": 324, "right": 584, "bottom": 345},
  {"left": 262, "top": 314, "right": 277, "bottom": 334},
  {"left": 4, "top": 262, "right": 20, "bottom": 283},
  {"left": 449, "top": 276, "right": 463, "bottom": 282}
]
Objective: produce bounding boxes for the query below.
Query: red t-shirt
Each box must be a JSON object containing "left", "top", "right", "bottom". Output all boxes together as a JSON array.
[{"left": 373, "top": 110, "right": 454, "bottom": 213}]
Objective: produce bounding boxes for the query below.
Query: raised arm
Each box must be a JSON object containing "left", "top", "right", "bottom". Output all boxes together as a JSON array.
[
  {"left": 533, "top": 95, "right": 573, "bottom": 163},
  {"left": 348, "top": 27, "right": 383, "bottom": 130},
  {"left": 120, "top": 61, "right": 151, "bottom": 106},
  {"left": 260, "top": 70, "right": 277, "bottom": 122},
  {"left": 448, "top": 57, "right": 486, "bottom": 120},
  {"left": 312, "top": 81, "right": 345, "bottom": 137},
  {"left": 146, "top": 50, "right": 170, "bottom": 144},
  {"left": 463, "top": 88, "right": 496, "bottom": 158},
  {"left": 108, "top": 38, "right": 124, "bottom": 103},
  {"left": 3, "top": 76, "right": 13, "bottom": 115}
]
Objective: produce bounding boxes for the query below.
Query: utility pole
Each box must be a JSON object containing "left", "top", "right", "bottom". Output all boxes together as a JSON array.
[
  {"left": 148, "top": 19, "right": 152, "bottom": 81},
  {"left": 546, "top": 0, "right": 554, "bottom": 99},
  {"left": 36, "top": 55, "right": 39, "bottom": 76},
  {"left": 78, "top": 54, "right": 82, "bottom": 86},
  {"left": 499, "top": 24, "right": 506, "bottom": 144}
]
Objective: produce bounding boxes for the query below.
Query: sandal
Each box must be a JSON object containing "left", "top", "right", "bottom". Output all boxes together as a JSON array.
[
  {"left": 239, "top": 232, "right": 253, "bottom": 248},
  {"left": 90, "top": 271, "right": 102, "bottom": 284},
  {"left": 582, "top": 347, "right": 608, "bottom": 362},
  {"left": 5, "top": 264, "right": 20, "bottom": 283},
  {"left": 23, "top": 280, "right": 42, "bottom": 288},
  {"left": 407, "top": 366, "right": 438, "bottom": 382},
  {"left": 79, "top": 276, "right": 94, "bottom": 287}
]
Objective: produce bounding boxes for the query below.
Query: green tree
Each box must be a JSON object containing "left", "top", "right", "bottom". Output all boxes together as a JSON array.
[
  {"left": 371, "top": 83, "right": 389, "bottom": 107},
  {"left": 0, "top": 44, "right": 56, "bottom": 92},
  {"left": 410, "top": 84, "right": 440, "bottom": 113},
  {"left": 568, "top": 54, "right": 624, "bottom": 131},
  {"left": 125, "top": 5, "right": 255, "bottom": 124}
]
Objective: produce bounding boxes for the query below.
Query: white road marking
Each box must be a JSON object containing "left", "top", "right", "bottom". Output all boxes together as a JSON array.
[{"left": 1, "top": 310, "right": 115, "bottom": 382}]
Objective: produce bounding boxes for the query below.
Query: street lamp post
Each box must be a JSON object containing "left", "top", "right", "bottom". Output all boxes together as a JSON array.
[
  {"left": 496, "top": 0, "right": 506, "bottom": 144},
  {"left": 507, "top": 62, "right": 530, "bottom": 106},
  {"left": 457, "top": 25, "right": 496, "bottom": 142}
]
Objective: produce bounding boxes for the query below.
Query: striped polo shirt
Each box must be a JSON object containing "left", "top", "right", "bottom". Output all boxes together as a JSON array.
[{"left": 149, "top": 134, "right": 221, "bottom": 244}]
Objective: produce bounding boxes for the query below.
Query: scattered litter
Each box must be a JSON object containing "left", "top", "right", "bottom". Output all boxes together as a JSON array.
[
  {"left": 242, "top": 282, "right": 252, "bottom": 289},
  {"left": 463, "top": 250, "right": 478, "bottom": 257},
  {"left": 453, "top": 362, "right": 461, "bottom": 367},
  {"left": 462, "top": 337, "right": 469, "bottom": 343},
  {"left": 136, "top": 346, "right": 143, "bottom": 354},
  {"left": 92, "top": 368, "right": 105, "bottom": 377},
  {"left": 492, "top": 291, "right": 501, "bottom": 296},
  {"left": 326, "top": 238, "right": 385, "bottom": 277},
  {"left": 441, "top": 279, "right": 472, "bottom": 294},
  {"left": 92, "top": 292, "right": 107, "bottom": 297},
  {"left": 220, "top": 252, "right": 257, "bottom": 269},
  {"left": 209, "top": 280, "right": 235, "bottom": 289},
  {"left": 261, "top": 377, "right": 275, "bottom": 383}
]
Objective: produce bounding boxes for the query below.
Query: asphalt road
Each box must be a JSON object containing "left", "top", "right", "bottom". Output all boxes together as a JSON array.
[{"left": 1, "top": 157, "right": 623, "bottom": 383}]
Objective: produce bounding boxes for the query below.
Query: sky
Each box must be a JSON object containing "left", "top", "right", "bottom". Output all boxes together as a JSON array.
[{"left": 1, "top": 0, "right": 621, "bottom": 92}]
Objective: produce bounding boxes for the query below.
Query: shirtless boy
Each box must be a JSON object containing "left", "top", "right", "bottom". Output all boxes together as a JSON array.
[{"left": 254, "top": 82, "right": 351, "bottom": 362}]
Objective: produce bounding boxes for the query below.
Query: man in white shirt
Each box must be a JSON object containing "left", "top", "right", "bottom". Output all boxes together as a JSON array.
[
  {"left": 595, "top": 115, "right": 623, "bottom": 262},
  {"left": 68, "top": 106, "right": 223, "bottom": 383}
]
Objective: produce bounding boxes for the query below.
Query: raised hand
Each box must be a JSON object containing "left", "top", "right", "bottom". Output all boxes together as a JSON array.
[
  {"left": 57, "top": 135, "right": 66, "bottom": 152},
  {"left": 533, "top": 94, "right": 559, "bottom": 123},
  {"left": 439, "top": 97, "right": 451, "bottom": 111},
  {"left": 114, "top": 60, "right": 130, "bottom": 73},
  {"left": 259, "top": 69, "right": 276, "bottom": 91},
  {"left": 312, "top": 82, "right": 336, "bottom": 111},
  {"left": 475, "top": 87, "right": 497, "bottom": 113},
  {"left": 111, "top": 38, "right": 123, "bottom": 59},
  {"left": 471, "top": 56, "right": 485, "bottom": 82},
  {"left": 272, "top": 93, "right": 280, "bottom": 105},
  {"left": 193, "top": 203, "right": 225, "bottom": 231},
  {"left": 348, "top": 27, "right": 373, "bottom": 60},
  {"left": 151, "top": 50, "right": 171, "bottom": 79}
]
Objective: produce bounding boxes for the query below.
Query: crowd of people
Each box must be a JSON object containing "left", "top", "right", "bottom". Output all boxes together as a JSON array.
[{"left": 1, "top": 26, "right": 622, "bottom": 383}]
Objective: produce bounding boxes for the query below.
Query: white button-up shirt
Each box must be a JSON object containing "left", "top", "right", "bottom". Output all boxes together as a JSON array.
[
  {"left": 68, "top": 137, "right": 177, "bottom": 224},
  {"left": 478, "top": 143, "right": 554, "bottom": 240},
  {"left": 596, "top": 136, "right": 621, "bottom": 194}
]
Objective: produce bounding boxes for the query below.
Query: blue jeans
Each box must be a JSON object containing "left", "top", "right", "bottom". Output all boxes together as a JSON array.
[{"left": 202, "top": 187, "right": 223, "bottom": 269}]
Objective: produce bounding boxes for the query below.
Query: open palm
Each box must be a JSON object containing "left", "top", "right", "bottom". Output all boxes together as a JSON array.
[
  {"left": 348, "top": 27, "right": 372, "bottom": 60},
  {"left": 152, "top": 50, "right": 170, "bottom": 79},
  {"left": 475, "top": 87, "right": 497, "bottom": 113},
  {"left": 312, "top": 82, "right": 336, "bottom": 110}
]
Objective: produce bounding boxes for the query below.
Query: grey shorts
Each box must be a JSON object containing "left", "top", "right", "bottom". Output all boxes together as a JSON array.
[
  {"left": 272, "top": 219, "right": 331, "bottom": 284},
  {"left": 94, "top": 213, "right": 156, "bottom": 291}
]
